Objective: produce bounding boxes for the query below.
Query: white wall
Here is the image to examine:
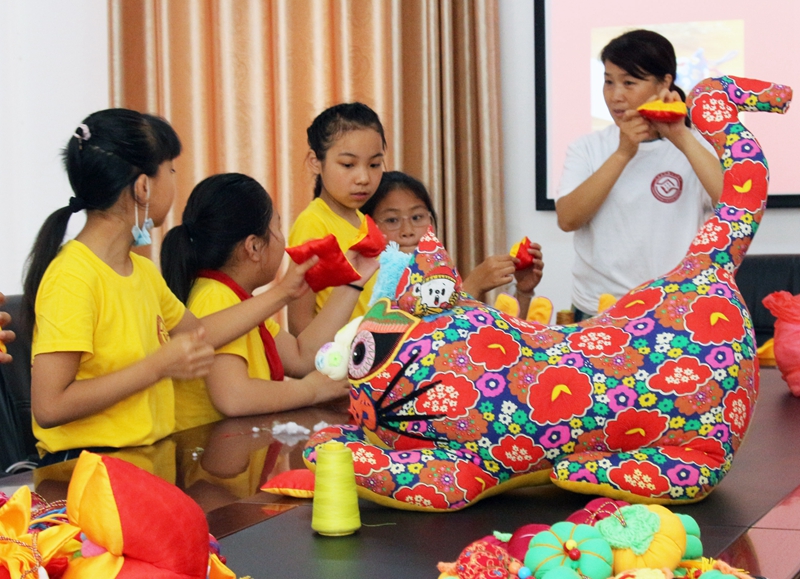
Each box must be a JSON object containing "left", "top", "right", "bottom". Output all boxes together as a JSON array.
[
  {"left": 0, "top": 0, "right": 109, "bottom": 295},
  {"left": 498, "top": 0, "right": 800, "bottom": 315}
]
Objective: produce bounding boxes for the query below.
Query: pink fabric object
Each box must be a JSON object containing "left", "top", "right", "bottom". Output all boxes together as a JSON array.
[
  {"left": 566, "top": 497, "right": 630, "bottom": 526},
  {"left": 507, "top": 523, "right": 550, "bottom": 561},
  {"left": 763, "top": 291, "right": 800, "bottom": 396}
]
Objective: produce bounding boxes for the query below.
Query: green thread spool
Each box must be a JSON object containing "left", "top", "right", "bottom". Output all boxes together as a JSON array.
[{"left": 311, "top": 441, "right": 361, "bottom": 536}]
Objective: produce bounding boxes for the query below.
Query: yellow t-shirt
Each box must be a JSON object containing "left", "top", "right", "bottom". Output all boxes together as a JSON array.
[
  {"left": 32, "top": 240, "right": 186, "bottom": 456},
  {"left": 174, "top": 277, "right": 281, "bottom": 431},
  {"left": 288, "top": 197, "right": 376, "bottom": 317}
]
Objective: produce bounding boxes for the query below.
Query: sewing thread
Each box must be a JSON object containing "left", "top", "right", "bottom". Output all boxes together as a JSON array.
[{"left": 311, "top": 441, "right": 361, "bottom": 536}]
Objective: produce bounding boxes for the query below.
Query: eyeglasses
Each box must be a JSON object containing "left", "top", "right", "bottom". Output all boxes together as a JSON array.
[{"left": 376, "top": 212, "right": 432, "bottom": 231}]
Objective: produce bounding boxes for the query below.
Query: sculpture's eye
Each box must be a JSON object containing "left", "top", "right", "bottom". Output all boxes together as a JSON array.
[
  {"left": 349, "top": 331, "right": 376, "bottom": 379},
  {"left": 348, "top": 329, "right": 405, "bottom": 380}
]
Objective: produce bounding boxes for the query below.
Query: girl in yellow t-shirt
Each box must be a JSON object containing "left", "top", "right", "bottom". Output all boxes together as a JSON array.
[
  {"left": 24, "top": 109, "right": 319, "bottom": 464},
  {"left": 161, "top": 173, "right": 376, "bottom": 430},
  {"left": 287, "top": 102, "right": 386, "bottom": 335}
]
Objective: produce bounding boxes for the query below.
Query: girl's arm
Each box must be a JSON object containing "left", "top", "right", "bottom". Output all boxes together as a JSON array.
[
  {"left": 32, "top": 327, "right": 214, "bottom": 428},
  {"left": 462, "top": 256, "right": 517, "bottom": 299},
  {"left": 172, "top": 257, "right": 319, "bottom": 348},
  {"left": 556, "top": 111, "right": 655, "bottom": 232},
  {"left": 205, "top": 353, "right": 349, "bottom": 417},
  {"left": 287, "top": 290, "right": 317, "bottom": 336}
]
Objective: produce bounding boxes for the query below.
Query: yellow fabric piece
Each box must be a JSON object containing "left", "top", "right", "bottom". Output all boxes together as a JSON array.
[
  {"left": 209, "top": 553, "right": 237, "bottom": 579},
  {"left": 175, "top": 278, "right": 281, "bottom": 430},
  {"left": 598, "top": 293, "right": 618, "bottom": 313},
  {"left": 63, "top": 551, "right": 124, "bottom": 579},
  {"left": 32, "top": 240, "right": 185, "bottom": 455},
  {"left": 637, "top": 99, "right": 688, "bottom": 115},
  {"left": 288, "top": 197, "right": 376, "bottom": 317},
  {"left": 493, "top": 293, "right": 520, "bottom": 318},
  {"left": 0, "top": 486, "right": 80, "bottom": 578},
  {"left": 612, "top": 505, "right": 686, "bottom": 573},
  {"left": 67, "top": 452, "right": 125, "bottom": 556},
  {"left": 757, "top": 338, "right": 776, "bottom": 367},
  {"left": 527, "top": 296, "right": 553, "bottom": 324}
]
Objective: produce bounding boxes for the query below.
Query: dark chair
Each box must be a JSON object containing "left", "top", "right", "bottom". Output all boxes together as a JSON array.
[
  {"left": 0, "top": 294, "right": 37, "bottom": 474},
  {"left": 735, "top": 254, "right": 800, "bottom": 347}
]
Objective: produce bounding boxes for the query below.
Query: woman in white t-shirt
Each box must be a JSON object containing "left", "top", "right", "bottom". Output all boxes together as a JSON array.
[{"left": 555, "top": 29, "right": 723, "bottom": 320}]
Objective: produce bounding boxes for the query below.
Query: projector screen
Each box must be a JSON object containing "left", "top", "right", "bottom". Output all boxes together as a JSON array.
[{"left": 534, "top": 0, "right": 800, "bottom": 210}]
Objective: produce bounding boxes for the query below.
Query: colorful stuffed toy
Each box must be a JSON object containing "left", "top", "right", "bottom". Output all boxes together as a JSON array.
[
  {"left": 437, "top": 500, "right": 751, "bottom": 579},
  {"left": 0, "top": 451, "right": 238, "bottom": 579},
  {"left": 305, "top": 76, "right": 792, "bottom": 511}
]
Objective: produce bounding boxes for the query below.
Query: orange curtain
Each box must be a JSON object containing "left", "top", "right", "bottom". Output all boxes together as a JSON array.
[{"left": 109, "top": 0, "right": 504, "bottom": 285}]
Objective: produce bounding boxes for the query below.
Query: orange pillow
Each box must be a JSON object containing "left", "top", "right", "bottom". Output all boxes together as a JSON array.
[
  {"left": 285, "top": 234, "right": 361, "bottom": 293},
  {"left": 261, "top": 469, "right": 315, "bottom": 498}
]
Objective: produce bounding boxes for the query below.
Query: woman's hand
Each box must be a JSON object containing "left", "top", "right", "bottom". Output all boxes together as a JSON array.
[
  {"left": 649, "top": 88, "right": 692, "bottom": 148},
  {"left": 618, "top": 109, "right": 658, "bottom": 158}
]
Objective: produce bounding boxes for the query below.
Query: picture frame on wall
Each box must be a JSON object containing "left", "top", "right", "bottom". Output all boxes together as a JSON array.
[{"left": 534, "top": 0, "right": 800, "bottom": 211}]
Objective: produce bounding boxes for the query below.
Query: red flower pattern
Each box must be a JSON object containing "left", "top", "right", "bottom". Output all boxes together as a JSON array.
[
  {"left": 665, "top": 254, "right": 712, "bottom": 283},
  {"left": 654, "top": 291, "right": 698, "bottom": 331},
  {"left": 467, "top": 325, "right": 522, "bottom": 371},
  {"left": 608, "top": 287, "right": 664, "bottom": 319},
  {"left": 723, "top": 388, "right": 752, "bottom": 439},
  {"left": 418, "top": 460, "right": 466, "bottom": 503},
  {"left": 722, "top": 160, "right": 768, "bottom": 212},
  {"left": 349, "top": 442, "right": 392, "bottom": 475},
  {"left": 607, "top": 460, "right": 671, "bottom": 498},
  {"left": 685, "top": 296, "right": 746, "bottom": 344},
  {"left": 507, "top": 358, "right": 547, "bottom": 406},
  {"left": 567, "top": 326, "right": 630, "bottom": 357},
  {"left": 490, "top": 435, "right": 546, "bottom": 472},
  {"left": 675, "top": 380, "right": 724, "bottom": 416},
  {"left": 690, "top": 91, "right": 738, "bottom": 133},
  {"left": 604, "top": 408, "right": 669, "bottom": 452},
  {"left": 395, "top": 484, "right": 448, "bottom": 510},
  {"left": 528, "top": 366, "right": 593, "bottom": 424},
  {"left": 590, "top": 346, "right": 644, "bottom": 379},
  {"left": 648, "top": 357, "right": 713, "bottom": 396},
  {"left": 432, "top": 408, "right": 489, "bottom": 443},
  {"left": 414, "top": 373, "right": 480, "bottom": 418},
  {"left": 661, "top": 437, "right": 726, "bottom": 467},
  {"left": 689, "top": 217, "right": 732, "bottom": 255}
]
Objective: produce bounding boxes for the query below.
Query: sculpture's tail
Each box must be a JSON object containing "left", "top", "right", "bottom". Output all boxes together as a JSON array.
[{"left": 685, "top": 76, "right": 791, "bottom": 272}]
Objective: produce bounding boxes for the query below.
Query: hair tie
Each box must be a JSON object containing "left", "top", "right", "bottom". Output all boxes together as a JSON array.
[
  {"left": 68, "top": 196, "right": 87, "bottom": 213},
  {"left": 182, "top": 220, "right": 196, "bottom": 242},
  {"left": 73, "top": 123, "right": 91, "bottom": 141}
]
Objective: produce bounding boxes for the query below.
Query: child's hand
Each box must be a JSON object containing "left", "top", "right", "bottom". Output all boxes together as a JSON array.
[
  {"left": 514, "top": 241, "right": 544, "bottom": 294},
  {"left": 346, "top": 250, "right": 380, "bottom": 285},
  {"left": 277, "top": 255, "right": 318, "bottom": 300},
  {"left": 157, "top": 326, "right": 215, "bottom": 380},
  {"left": 463, "top": 255, "right": 516, "bottom": 297},
  {"left": 0, "top": 292, "right": 14, "bottom": 364}
]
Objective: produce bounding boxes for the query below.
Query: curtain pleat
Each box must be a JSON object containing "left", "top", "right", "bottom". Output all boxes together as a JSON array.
[{"left": 109, "top": 0, "right": 503, "bottom": 292}]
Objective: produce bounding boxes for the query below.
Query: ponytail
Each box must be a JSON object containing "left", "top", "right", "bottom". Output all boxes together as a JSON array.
[
  {"left": 22, "top": 206, "right": 74, "bottom": 330},
  {"left": 161, "top": 224, "right": 199, "bottom": 304}
]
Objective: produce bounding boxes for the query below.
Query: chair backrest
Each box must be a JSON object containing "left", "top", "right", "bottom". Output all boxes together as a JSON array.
[
  {"left": 0, "top": 294, "right": 36, "bottom": 472},
  {"left": 735, "top": 254, "right": 800, "bottom": 347}
]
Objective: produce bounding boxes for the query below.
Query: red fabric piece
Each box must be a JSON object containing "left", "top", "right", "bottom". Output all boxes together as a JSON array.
[
  {"left": 512, "top": 237, "right": 533, "bottom": 270},
  {"left": 260, "top": 469, "right": 315, "bottom": 497},
  {"left": 285, "top": 234, "right": 361, "bottom": 292},
  {"left": 763, "top": 291, "right": 800, "bottom": 396},
  {"left": 507, "top": 523, "right": 550, "bottom": 560},
  {"left": 197, "top": 269, "right": 284, "bottom": 381},
  {"left": 349, "top": 215, "right": 387, "bottom": 258},
  {"left": 103, "top": 455, "right": 209, "bottom": 577}
]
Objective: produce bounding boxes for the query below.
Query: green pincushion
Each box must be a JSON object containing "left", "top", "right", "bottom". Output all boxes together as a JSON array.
[
  {"left": 676, "top": 513, "right": 703, "bottom": 560},
  {"left": 524, "top": 521, "right": 613, "bottom": 579}
]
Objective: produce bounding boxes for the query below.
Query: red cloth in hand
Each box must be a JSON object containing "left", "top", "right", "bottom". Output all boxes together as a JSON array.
[
  {"left": 286, "top": 234, "right": 361, "bottom": 293},
  {"left": 349, "top": 215, "right": 387, "bottom": 258},
  {"left": 763, "top": 291, "right": 800, "bottom": 396},
  {"left": 510, "top": 237, "right": 534, "bottom": 270}
]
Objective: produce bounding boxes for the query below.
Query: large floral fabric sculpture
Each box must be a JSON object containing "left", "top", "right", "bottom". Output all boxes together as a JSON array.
[{"left": 305, "top": 77, "right": 792, "bottom": 511}]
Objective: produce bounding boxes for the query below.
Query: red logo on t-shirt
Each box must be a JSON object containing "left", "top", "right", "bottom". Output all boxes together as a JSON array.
[{"left": 651, "top": 171, "right": 683, "bottom": 203}]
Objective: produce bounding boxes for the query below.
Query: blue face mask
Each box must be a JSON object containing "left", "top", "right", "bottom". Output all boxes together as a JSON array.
[{"left": 132, "top": 179, "right": 154, "bottom": 247}]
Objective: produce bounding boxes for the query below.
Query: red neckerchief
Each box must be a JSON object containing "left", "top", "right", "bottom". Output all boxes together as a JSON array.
[{"left": 197, "top": 269, "right": 285, "bottom": 381}]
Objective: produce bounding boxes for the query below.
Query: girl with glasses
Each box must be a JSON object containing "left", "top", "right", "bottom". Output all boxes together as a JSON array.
[{"left": 361, "top": 171, "right": 544, "bottom": 311}]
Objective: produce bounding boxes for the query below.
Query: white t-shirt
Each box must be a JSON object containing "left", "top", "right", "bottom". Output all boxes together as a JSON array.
[{"left": 556, "top": 124, "right": 716, "bottom": 314}]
